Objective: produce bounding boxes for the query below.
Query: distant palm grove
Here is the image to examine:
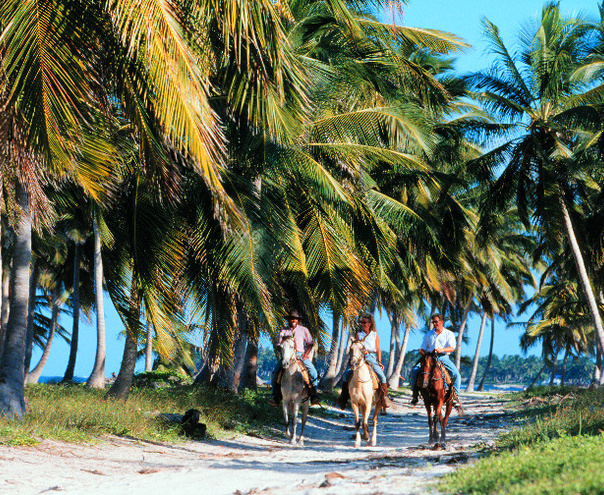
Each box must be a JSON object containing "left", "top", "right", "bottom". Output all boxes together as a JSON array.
[{"left": 2, "top": 0, "right": 604, "bottom": 417}]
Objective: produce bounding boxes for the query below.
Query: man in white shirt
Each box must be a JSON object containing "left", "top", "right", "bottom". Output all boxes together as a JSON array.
[{"left": 408, "top": 314, "right": 461, "bottom": 405}]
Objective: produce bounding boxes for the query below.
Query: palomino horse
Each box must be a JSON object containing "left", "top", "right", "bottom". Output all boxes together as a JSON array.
[
  {"left": 416, "top": 351, "right": 462, "bottom": 446},
  {"left": 347, "top": 339, "right": 381, "bottom": 447},
  {"left": 280, "top": 336, "right": 312, "bottom": 445}
]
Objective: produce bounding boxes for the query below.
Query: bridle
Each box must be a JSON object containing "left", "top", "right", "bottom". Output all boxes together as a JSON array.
[
  {"left": 420, "top": 354, "right": 444, "bottom": 387},
  {"left": 349, "top": 340, "right": 372, "bottom": 382},
  {"left": 281, "top": 338, "right": 298, "bottom": 368}
]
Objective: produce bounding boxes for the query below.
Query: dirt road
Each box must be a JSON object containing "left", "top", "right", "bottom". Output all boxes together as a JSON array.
[{"left": 0, "top": 391, "right": 515, "bottom": 495}]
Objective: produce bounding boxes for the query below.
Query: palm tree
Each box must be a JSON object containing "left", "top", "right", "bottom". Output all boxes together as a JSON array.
[{"left": 468, "top": 3, "right": 604, "bottom": 365}]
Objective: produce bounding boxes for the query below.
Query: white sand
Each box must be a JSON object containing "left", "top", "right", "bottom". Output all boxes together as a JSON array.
[{"left": 0, "top": 391, "right": 514, "bottom": 495}]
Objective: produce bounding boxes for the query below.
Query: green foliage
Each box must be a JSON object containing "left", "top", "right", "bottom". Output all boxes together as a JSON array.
[
  {"left": 0, "top": 383, "right": 280, "bottom": 446},
  {"left": 443, "top": 387, "right": 604, "bottom": 495}
]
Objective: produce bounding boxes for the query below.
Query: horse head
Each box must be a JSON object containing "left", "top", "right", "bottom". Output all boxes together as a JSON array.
[
  {"left": 281, "top": 336, "right": 297, "bottom": 368},
  {"left": 349, "top": 339, "right": 366, "bottom": 370},
  {"left": 418, "top": 351, "right": 438, "bottom": 389}
]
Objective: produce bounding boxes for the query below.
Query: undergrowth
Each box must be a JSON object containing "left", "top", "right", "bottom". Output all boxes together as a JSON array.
[
  {"left": 0, "top": 383, "right": 284, "bottom": 446},
  {"left": 443, "top": 386, "right": 604, "bottom": 495}
]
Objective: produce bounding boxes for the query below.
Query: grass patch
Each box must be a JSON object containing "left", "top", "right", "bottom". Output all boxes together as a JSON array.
[
  {"left": 0, "top": 383, "right": 285, "bottom": 446},
  {"left": 442, "top": 386, "right": 604, "bottom": 495}
]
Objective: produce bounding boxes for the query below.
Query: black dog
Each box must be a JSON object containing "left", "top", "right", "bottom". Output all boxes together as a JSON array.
[{"left": 180, "top": 408, "right": 206, "bottom": 438}]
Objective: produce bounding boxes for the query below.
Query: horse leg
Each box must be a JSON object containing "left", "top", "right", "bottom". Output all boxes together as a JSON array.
[
  {"left": 298, "top": 401, "right": 309, "bottom": 447},
  {"left": 423, "top": 396, "right": 435, "bottom": 443},
  {"left": 290, "top": 400, "right": 300, "bottom": 444},
  {"left": 352, "top": 403, "right": 362, "bottom": 448},
  {"left": 362, "top": 402, "right": 370, "bottom": 443},
  {"left": 441, "top": 399, "right": 454, "bottom": 447},
  {"left": 370, "top": 401, "right": 381, "bottom": 446},
  {"left": 433, "top": 401, "right": 445, "bottom": 444},
  {"left": 282, "top": 399, "right": 292, "bottom": 440}
]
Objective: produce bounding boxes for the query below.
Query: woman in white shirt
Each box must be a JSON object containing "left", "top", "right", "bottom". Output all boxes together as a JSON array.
[{"left": 337, "top": 313, "right": 392, "bottom": 410}]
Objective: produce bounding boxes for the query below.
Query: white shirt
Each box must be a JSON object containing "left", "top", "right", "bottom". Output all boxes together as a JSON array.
[
  {"left": 420, "top": 328, "right": 456, "bottom": 354},
  {"left": 357, "top": 331, "right": 378, "bottom": 353}
]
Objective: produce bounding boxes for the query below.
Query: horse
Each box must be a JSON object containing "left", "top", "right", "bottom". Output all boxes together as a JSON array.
[
  {"left": 347, "top": 339, "right": 381, "bottom": 447},
  {"left": 279, "top": 336, "right": 312, "bottom": 445},
  {"left": 416, "top": 351, "right": 462, "bottom": 447}
]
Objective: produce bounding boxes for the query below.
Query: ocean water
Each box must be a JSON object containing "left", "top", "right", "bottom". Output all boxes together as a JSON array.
[{"left": 39, "top": 376, "right": 88, "bottom": 384}]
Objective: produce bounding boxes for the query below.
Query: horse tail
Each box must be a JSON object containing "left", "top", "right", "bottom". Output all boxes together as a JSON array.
[{"left": 450, "top": 388, "right": 464, "bottom": 416}]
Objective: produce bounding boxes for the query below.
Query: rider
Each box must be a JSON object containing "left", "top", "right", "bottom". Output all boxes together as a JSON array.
[
  {"left": 337, "top": 313, "right": 393, "bottom": 410},
  {"left": 269, "top": 310, "right": 320, "bottom": 406},
  {"left": 408, "top": 313, "right": 462, "bottom": 406}
]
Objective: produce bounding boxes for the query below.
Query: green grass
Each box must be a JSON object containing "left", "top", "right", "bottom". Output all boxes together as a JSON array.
[
  {"left": 442, "top": 386, "right": 604, "bottom": 495},
  {"left": 0, "top": 383, "right": 285, "bottom": 446}
]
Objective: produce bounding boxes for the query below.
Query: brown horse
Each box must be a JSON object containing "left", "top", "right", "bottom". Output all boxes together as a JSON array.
[
  {"left": 416, "top": 351, "right": 462, "bottom": 447},
  {"left": 347, "top": 340, "right": 381, "bottom": 447}
]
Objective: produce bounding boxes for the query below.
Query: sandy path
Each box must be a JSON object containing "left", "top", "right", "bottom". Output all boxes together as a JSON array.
[{"left": 0, "top": 391, "right": 515, "bottom": 495}]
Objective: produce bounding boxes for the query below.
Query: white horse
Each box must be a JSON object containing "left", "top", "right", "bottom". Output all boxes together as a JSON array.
[
  {"left": 280, "top": 336, "right": 312, "bottom": 445},
  {"left": 348, "top": 339, "right": 381, "bottom": 447}
]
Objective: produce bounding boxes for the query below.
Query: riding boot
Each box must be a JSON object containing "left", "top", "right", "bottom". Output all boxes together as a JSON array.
[
  {"left": 410, "top": 385, "right": 419, "bottom": 405},
  {"left": 337, "top": 381, "right": 350, "bottom": 410},
  {"left": 268, "top": 385, "right": 282, "bottom": 407},
  {"left": 309, "top": 384, "right": 320, "bottom": 405},
  {"left": 380, "top": 383, "right": 393, "bottom": 409}
]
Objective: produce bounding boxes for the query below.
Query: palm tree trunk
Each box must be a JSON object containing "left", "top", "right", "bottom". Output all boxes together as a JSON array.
[
  {"left": 63, "top": 241, "right": 81, "bottom": 382},
  {"left": 319, "top": 313, "right": 340, "bottom": 392},
  {"left": 0, "top": 184, "right": 31, "bottom": 417},
  {"left": 455, "top": 300, "right": 472, "bottom": 369},
  {"left": 241, "top": 335, "right": 258, "bottom": 391},
  {"left": 0, "top": 265, "right": 10, "bottom": 360},
  {"left": 105, "top": 278, "right": 142, "bottom": 401},
  {"left": 561, "top": 344, "right": 569, "bottom": 386},
  {"left": 333, "top": 327, "right": 350, "bottom": 386},
  {"left": 559, "top": 197, "right": 604, "bottom": 364},
  {"left": 477, "top": 317, "right": 495, "bottom": 391},
  {"left": 144, "top": 319, "right": 153, "bottom": 372},
  {"left": 27, "top": 286, "right": 61, "bottom": 384},
  {"left": 527, "top": 363, "right": 548, "bottom": 390},
  {"left": 23, "top": 260, "right": 39, "bottom": 379},
  {"left": 389, "top": 322, "right": 411, "bottom": 389},
  {"left": 228, "top": 327, "right": 248, "bottom": 393},
  {"left": 593, "top": 345, "right": 602, "bottom": 386},
  {"left": 87, "top": 216, "right": 107, "bottom": 388},
  {"left": 466, "top": 311, "right": 487, "bottom": 392},
  {"left": 386, "top": 311, "right": 399, "bottom": 379}
]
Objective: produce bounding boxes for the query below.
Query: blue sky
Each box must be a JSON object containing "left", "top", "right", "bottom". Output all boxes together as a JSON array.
[{"left": 33, "top": 0, "right": 601, "bottom": 379}]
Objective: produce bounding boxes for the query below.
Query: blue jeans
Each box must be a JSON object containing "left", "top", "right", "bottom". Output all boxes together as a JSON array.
[
  {"left": 343, "top": 352, "right": 387, "bottom": 383},
  {"left": 408, "top": 354, "right": 461, "bottom": 392},
  {"left": 297, "top": 352, "right": 318, "bottom": 386}
]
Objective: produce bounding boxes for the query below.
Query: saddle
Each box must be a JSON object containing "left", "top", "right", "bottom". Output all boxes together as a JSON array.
[
  {"left": 368, "top": 365, "right": 379, "bottom": 391},
  {"left": 435, "top": 359, "right": 453, "bottom": 388},
  {"left": 276, "top": 359, "right": 312, "bottom": 389}
]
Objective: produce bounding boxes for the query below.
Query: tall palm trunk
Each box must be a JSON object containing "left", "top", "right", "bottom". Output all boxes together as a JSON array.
[
  {"left": 27, "top": 286, "right": 61, "bottom": 384},
  {"left": 477, "top": 317, "right": 495, "bottom": 391},
  {"left": 144, "top": 319, "right": 153, "bottom": 372},
  {"left": 0, "top": 266, "right": 10, "bottom": 359},
  {"left": 527, "top": 363, "right": 548, "bottom": 390},
  {"left": 389, "top": 323, "right": 411, "bottom": 389},
  {"left": 241, "top": 335, "right": 258, "bottom": 390},
  {"left": 333, "top": 327, "right": 350, "bottom": 386},
  {"left": 386, "top": 311, "right": 399, "bottom": 379},
  {"left": 319, "top": 313, "right": 340, "bottom": 392},
  {"left": 63, "top": 241, "right": 81, "bottom": 382},
  {"left": 466, "top": 311, "right": 487, "bottom": 392},
  {"left": 455, "top": 300, "right": 472, "bottom": 369},
  {"left": 87, "top": 216, "right": 107, "bottom": 388},
  {"left": 561, "top": 344, "right": 570, "bottom": 386},
  {"left": 559, "top": 197, "right": 604, "bottom": 371},
  {"left": 23, "top": 260, "right": 39, "bottom": 379},
  {"left": 0, "top": 184, "right": 31, "bottom": 417},
  {"left": 106, "top": 277, "right": 142, "bottom": 401}
]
